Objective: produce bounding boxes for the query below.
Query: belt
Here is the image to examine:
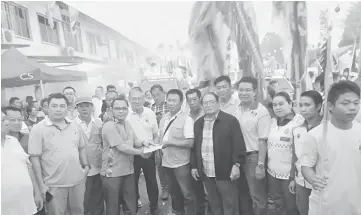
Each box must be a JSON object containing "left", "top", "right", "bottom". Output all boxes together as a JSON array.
[{"left": 246, "top": 151, "right": 259, "bottom": 156}]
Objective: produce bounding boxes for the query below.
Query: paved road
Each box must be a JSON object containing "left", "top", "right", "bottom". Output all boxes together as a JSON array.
[{"left": 124, "top": 173, "right": 172, "bottom": 215}]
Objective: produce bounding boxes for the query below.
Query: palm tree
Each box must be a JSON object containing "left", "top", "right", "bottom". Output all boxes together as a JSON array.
[
  {"left": 188, "top": 1, "right": 263, "bottom": 89},
  {"left": 338, "top": 2, "right": 361, "bottom": 47}
]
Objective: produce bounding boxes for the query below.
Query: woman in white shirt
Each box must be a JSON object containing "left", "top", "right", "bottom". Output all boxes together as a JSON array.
[
  {"left": 1, "top": 112, "right": 43, "bottom": 215},
  {"left": 267, "top": 92, "right": 304, "bottom": 215},
  {"left": 290, "top": 90, "right": 323, "bottom": 215}
]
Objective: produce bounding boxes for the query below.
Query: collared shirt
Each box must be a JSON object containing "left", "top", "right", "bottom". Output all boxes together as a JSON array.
[
  {"left": 101, "top": 120, "right": 137, "bottom": 177},
  {"left": 201, "top": 113, "right": 218, "bottom": 177},
  {"left": 162, "top": 110, "right": 194, "bottom": 142},
  {"left": 75, "top": 116, "right": 102, "bottom": 176},
  {"left": 267, "top": 114, "right": 304, "bottom": 179},
  {"left": 188, "top": 108, "right": 204, "bottom": 122},
  {"left": 161, "top": 110, "right": 194, "bottom": 168},
  {"left": 220, "top": 96, "right": 240, "bottom": 116},
  {"left": 28, "top": 116, "right": 87, "bottom": 187},
  {"left": 75, "top": 117, "right": 95, "bottom": 139},
  {"left": 1, "top": 135, "right": 37, "bottom": 215},
  {"left": 235, "top": 103, "right": 271, "bottom": 152},
  {"left": 127, "top": 107, "right": 158, "bottom": 142}
]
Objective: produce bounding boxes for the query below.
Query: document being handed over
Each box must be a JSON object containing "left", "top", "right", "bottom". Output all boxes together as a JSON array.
[{"left": 143, "top": 144, "right": 163, "bottom": 153}]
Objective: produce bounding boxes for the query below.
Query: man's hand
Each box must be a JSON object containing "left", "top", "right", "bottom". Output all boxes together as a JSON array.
[
  {"left": 255, "top": 164, "right": 265, "bottom": 180},
  {"left": 83, "top": 165, "right": 90, "bottom": 176},
  {"left": 34, "top": 190, "right": 43, "bottom": 211},
  {"left": 288, "top": 180, "right": 296, "bottom": 194},
  {"left": 142, "top": 140, "right": 155, "bottom": 147},
  {"left": 191, "top": 169, "right": 200, "bottom": 181},
  {"left": 140, "top": 148, "right": 152, "bottom": 159},
  {"left": 162, "top": 141, "right": 171, "bottom": 149},
  {"left": 230, "top": 165, "right": 240, "bottom": 181},
  {"left": 311, "top": 175, "right": 327, "bottom": 191},
  {"left": 39, "top": 183, "right": 49, "bottom": 199}
]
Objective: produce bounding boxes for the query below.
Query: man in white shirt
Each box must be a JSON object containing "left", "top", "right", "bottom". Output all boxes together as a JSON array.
[
  {"left": 214, "top": 76, "right": 240, "bottom": 116},
  {"left": 127, "top": 87, "right": 160, "bottom": 215},
  {"left": 63, "top": 86, "right": 78, "bottom": 121},
  {"left": 92, "top": 86, "right": 105, "bottom": 119},
  {"left": 301, "top": 80, "right": 361, "bottom": 215},
  {"left": 235, "top": 77, "right": 271, "bottom": 215},
  {"left": 2, "top": 108, "right": 43, "bottom": 215}
]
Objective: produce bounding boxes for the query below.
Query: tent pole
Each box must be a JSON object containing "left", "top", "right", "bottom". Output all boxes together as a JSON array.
[{"left": 40, "top": 80, "right": 45, "bottom": 99}]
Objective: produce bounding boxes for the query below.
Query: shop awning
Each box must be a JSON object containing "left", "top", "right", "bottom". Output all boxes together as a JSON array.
[{"left": 1, "top": 48, "right": 87, "bottom": 88}]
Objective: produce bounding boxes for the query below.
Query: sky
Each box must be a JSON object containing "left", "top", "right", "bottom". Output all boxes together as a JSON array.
[{"left": 66, "top": 1, "right": 351, "bottom": 52}]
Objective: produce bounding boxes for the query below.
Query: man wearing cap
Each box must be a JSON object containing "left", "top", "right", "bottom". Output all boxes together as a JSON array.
[{"left": 75, "top": 97, "right": 104, "bottom": 215}]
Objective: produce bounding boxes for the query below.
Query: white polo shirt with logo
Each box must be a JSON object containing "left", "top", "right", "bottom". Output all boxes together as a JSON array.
[
  {"left": 127, "top": 107, "right": 158, "bottom": 142},
  {"left": 235, "top": 103, "right": 272, "bottom": 152}
]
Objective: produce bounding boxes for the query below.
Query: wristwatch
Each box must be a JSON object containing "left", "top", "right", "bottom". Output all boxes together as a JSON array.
[{"left": 257, "top": 163, "right": 265, "bottom": 169}]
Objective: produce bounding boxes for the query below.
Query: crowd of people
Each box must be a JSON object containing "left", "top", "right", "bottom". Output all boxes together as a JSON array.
[{"left": 1, "top": 74, "right": 361, "bottom": 215}]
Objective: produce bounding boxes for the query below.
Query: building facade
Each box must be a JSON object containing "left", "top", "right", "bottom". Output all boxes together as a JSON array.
[{"left": 1, "top": 1, "right": 156, "bottom": 102}]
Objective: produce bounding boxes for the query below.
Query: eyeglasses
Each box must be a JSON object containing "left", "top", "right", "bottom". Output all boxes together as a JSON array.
[
  {"left": 203, "top": 100, "right": 216, "bottom": 106},
  {"left": 6, "top": 117, "right": 22, "bottom": 123},
  {"left": 238, "top": 88, "right": 254, "bottom": 93},
  {"left": 113, "top": 107, "right": 129, "bottom": 111}
]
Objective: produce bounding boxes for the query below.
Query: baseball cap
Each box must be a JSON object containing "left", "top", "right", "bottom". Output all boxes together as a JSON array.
[{"left": 75, "top": 97, "right": 93, "bottom": 106}]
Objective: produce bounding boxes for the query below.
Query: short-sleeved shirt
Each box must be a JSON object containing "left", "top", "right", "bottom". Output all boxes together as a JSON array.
[
  {"left": 300, "top": 122, "right": 361, "bottom": 215},
  {"left": 235, "top": 103, "right": 271, "bottom": 152},
  {"left": 220, "top": 96, "right": 240, "bottom": 116},
  {"left": 161, "top": 110, "right": 194, "bottom": 168},
  {"left": 28, "top": 116, "right": 87, "bottom": 187},
  {"left": 101, "top": 120, "right": 137, "bottom": 177},
  {"left": 162, "top": 110, "right": 194, "bottom": 142},
  {"left": 1, "top": 136, "right": 37, "bottom": 215},
  {"left": 127, "top": 107, "right": 158, "bottom": 141}
]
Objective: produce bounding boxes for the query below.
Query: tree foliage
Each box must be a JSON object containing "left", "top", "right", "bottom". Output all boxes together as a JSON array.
[{"left": 338, "top": 2, "right": 361, "bottom": 47}]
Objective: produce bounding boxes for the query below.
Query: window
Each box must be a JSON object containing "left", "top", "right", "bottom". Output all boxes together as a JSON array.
[
  {"left": 37, "top": 15, "right": 59, "bottom": 45},
  {"left": 62, "top": 21, "right": 83, "bottom": 52},
  {"left": 87, "top": 32, "right": 97, "bottom": 55},
  {"left": 1, "top": 2, "right": 30, "bottom": 38}
]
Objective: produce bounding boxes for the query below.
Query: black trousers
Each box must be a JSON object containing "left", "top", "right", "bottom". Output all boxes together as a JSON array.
[
  {"left": 134, "top": 155, "right": 159, "bottom": 211},
  {"left": 84, "top": 174, "right": 105, "bottom": 215}
]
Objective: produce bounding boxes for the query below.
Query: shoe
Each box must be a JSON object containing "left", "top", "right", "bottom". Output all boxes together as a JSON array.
[
  {"left": 160, "top": 190, "right": 169, "bottom": 201},
  {"left": 137, "top": 199, "right": 142, "bottom": 208}
]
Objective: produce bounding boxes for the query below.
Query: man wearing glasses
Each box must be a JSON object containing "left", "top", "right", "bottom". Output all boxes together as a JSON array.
[
  {"left": 127, "top": 87, "right": 161, "bottom": 215},
  {"left": 191, "top": 92, "right": 246, "bottom": 215},
  {"left": 2, "top": 106, "right": 30, "bottom": 153},
  {"left": 101, "top": 97, "right": 151, "bottom": 215}
]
